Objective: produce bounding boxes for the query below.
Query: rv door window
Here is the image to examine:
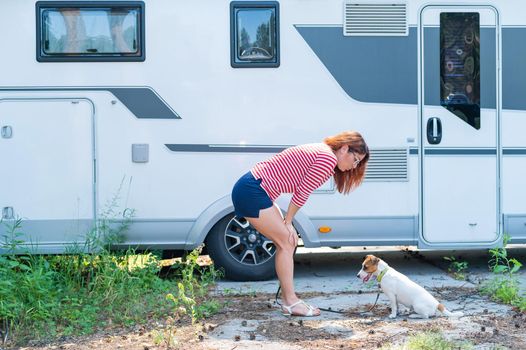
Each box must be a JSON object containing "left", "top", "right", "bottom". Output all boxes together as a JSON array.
[
  {"left": 440, "top": 12, "right": 480, "bottom": 129},
  {"left": 36, "top": 1, "right": 145, "bottom": 62},
  {"left": 230, "top": 1, "right": 280, "bottom": 68}
]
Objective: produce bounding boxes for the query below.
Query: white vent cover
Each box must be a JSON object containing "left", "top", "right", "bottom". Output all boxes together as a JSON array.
[
  {"left": 365, "top": 148, "right": 408, "bottom": 181},
  {"left": 344, "top": 2, "right": 408, "bottom": 36}
]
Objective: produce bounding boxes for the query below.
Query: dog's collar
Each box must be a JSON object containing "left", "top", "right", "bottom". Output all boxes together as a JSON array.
[{"left": 376, "top": 267, "right": 389, "bottom": 283}]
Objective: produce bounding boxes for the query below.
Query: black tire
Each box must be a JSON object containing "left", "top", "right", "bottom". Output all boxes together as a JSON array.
[{"left": 205, "top": 213, "right": 276, "bottom": 281}]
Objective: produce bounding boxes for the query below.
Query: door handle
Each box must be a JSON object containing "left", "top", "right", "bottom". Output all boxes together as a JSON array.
[
  {"left": 426, "top": 117, "right": 442, "bottom": 144},
  {"left": 1, "top": 126, "right": 13, "bottom": 139},
  {"left": 2, "top": 207, "right": 14, "bottom": 220}
]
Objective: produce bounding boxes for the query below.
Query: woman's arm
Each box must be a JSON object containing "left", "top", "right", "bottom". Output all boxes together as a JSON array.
[
  {"left": 283, "top": 151, "right": 337, "bottom": 245},
  {"left": 284, "top": 201, "right": 300, "bottom": 225},
  {"left": 290, "top": 153, "right": 337, "bottom": 207},
  {"left": 284, "top": 201, "right": 300, "bottom": 246}
]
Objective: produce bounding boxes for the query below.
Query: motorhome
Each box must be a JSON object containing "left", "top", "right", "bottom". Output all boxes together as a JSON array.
[{"left": 1, "top": 0, "right": 525, "bottom": 280}]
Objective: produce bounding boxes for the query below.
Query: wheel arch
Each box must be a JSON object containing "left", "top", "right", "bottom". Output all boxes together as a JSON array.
[{"left": 184, "top": 195, "right": 321, "bottom": 250}]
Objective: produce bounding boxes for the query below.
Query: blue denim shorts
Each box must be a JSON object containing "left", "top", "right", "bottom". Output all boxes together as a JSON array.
[{"left": 232, "top": 172, "right": 273, "bottom": 218}]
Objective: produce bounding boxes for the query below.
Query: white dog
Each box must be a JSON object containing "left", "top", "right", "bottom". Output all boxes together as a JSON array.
[{"left": 357, "top": 254, "right": 464, "bottom": 319}]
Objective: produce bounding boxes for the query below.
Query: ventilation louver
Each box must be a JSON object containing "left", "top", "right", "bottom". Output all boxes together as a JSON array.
[
  {"left": 344, "top": 2, "right": 408, "bottom": 36},
  {"left": 365, "top": 148, "right": 408, "bottom": 181}
]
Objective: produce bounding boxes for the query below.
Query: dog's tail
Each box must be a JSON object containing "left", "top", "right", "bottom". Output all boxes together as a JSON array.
[{"left": 437, "top": 303, "right": 463, "bottom": 317}]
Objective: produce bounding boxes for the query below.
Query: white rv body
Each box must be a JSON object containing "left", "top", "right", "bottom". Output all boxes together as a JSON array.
[{"left": 0, "top": 0, "right": 525, "bottom": 277}]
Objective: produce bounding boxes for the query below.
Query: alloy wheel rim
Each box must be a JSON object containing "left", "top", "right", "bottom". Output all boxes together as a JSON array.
[{"left": 223, "top": 216, "right": 276, "bottom": 266}]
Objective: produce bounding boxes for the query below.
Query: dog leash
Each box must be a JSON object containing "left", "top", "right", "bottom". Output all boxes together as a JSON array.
[
  {"left": 273, "top": 246, "right": 381, "bottom": 315},
  {"left": 274, "top": 283, "right": 381, "bottom": 315}
]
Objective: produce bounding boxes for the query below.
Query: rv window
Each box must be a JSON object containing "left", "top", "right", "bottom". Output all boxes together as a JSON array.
[
  {"left": 36, "top": 1, "right": 145, "bottom": 62},
  {"left": 440, "top": 12, "right": 480, "bottom": 129},
  {"left": 230, "top": 1, "right": 280, "bottom": 68}
]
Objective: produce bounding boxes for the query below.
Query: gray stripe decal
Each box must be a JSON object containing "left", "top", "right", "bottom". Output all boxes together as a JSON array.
[
  {"left": 295, "top": 26, "right": 417, "bottom": 104},
  {"left": 167, "top": 145, "right": 518, "bottom": 156},
  {"left": 424, "top": 28, "right": 496, "bottom": 108},
  {"left": 424, "top": 148, "right": 496, "bottom": 155},
  {"left": 0, "top": 87, "right": 180, "bottom": 119},
  {"left": 402, "top": 148, "right": 523, "bottom": 155},
  {"left": 165, "top": 144, "right": 287, "bottom": 153},
  {"left": 106, "top": 88, "right": 180, "bottom": 119},
  {"left": 296, "top": 26, "right": 503, "bottom": 109},
  {"left": 502, "top": 28, "right": 526, "bottom": 110},
  {"left": 503, "top": 148, "right": 526, "bottom": 155}
]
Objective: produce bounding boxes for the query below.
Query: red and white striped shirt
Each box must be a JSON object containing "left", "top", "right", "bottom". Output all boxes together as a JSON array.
[{"left": 251, "top": 143, "right": 338, "bottom": 207}]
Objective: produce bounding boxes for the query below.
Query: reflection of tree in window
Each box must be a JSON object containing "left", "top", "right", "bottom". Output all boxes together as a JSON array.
[
  {"left": 239, "top": 28, "right": 250, "bottom": 53},
  {"left": 256, "top": 12, "right": 275, "bottom": 57},
  {"left": 256, "top": 22, "right": 269, "bottom": 50},
  {"left": 238, "top": 9, "right": 275, "bottom": 61},
  {"left": 270, "top": 12, "right": 275, "bottom": 54}
]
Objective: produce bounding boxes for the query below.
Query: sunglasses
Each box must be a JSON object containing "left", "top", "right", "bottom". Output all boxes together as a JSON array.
[{"left": 351, "top": 152, "right": 362, "bottom": 168}]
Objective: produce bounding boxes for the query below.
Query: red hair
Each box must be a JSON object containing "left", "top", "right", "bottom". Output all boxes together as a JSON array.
[{"left": 324, "top": 131, "right": 369, "bottom": 194}]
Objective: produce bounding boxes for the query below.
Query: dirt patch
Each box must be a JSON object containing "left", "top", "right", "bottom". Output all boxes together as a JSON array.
[
  {"left": 458, "top": 311, "right": 526, "bottom": 348},
  {"left": 7, "top": 287, "right": 525, "bottom": 350}
]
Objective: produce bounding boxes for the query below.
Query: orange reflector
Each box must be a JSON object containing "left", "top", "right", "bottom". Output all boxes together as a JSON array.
[{"left": 318, "top": 226, "right": 332, "bottom": 233}]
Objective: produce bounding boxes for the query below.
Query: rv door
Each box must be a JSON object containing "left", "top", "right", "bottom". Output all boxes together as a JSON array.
[
  {"left": 419, "top": 6, "right": 501, "bottom": 248},
  {"left": 0, "top": 99, "right": 95, "bottom": 253}
]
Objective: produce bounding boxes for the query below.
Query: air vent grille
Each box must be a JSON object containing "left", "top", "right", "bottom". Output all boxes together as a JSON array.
[
  {"left": 365, "top": 148, "right": 408, "bottom": 181},
  {"left": 344, "top": 2, "right": 408, "bottom": 36}
]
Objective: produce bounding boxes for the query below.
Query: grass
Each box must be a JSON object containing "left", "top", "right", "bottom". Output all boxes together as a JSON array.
[
  {"left": 480, "top": 234, "right": 526, "bottom": 312},
  {"left": 166, "top": 247, "right": 223, "bottom": 323},
  {"left": 443, "top": 255, "right": 469, "bottom": 280},
  {"left": 383, "top": 331, "right": 473, "bottom": 350},
  {"left": 0, "top": 205, "right": 223, "bottom": 346}
]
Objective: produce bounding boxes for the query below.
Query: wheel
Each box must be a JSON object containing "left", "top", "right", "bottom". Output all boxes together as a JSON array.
[{"left": 205, "top": 213, "right": 276, "bottom": 281}]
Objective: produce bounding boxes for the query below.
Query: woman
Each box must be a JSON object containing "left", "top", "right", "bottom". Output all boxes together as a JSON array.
[{"left": 231, "top": 131, "right": 369, "bottom": 316}]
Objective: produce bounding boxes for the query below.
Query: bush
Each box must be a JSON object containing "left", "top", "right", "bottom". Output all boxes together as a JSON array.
[{"left": 0, "top": 214, "right": 222, "bottom": 346}]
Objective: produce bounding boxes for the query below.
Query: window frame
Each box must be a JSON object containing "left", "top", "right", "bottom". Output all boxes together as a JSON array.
[
  {"left": 230, "top": 1, "right": 280, "bottom": 68},
  {"left": 36, "top": 1, "right": 145, "bottom": 62}
]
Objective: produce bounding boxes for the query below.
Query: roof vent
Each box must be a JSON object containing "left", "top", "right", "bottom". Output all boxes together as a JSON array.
[
  {"left": 344, "top": 2, "right": 408, "bottom": 36},
  {"left": 365, "top": 148, "right": 408, "bottom": 181}
]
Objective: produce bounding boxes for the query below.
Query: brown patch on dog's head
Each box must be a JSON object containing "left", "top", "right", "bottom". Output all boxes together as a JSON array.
[{"left": 362, "top": 254, "right": 380, "bottom": 274}]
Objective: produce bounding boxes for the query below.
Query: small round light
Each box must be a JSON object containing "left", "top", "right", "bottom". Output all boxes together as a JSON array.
[{"left": 318, "top": 226, "right": 332, "bottom": 233}]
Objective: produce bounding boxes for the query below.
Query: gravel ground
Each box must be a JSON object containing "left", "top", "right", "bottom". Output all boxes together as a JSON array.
[{"left": 9, "top": 246, "right": 526, "bottom": 350}]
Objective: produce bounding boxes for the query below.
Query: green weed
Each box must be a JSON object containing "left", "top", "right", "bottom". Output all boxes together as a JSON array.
[
  {"left": 443, "top": 255, "right": 469, "bottom": 280},
  {"left": 481, "top": 234, "right": 525, "bottom": 312},
  {"left": 0, "top": 187, "right": 223, "bottom": 346},
  {"left": 1, "top": 217, "right": 25, "bottom": 254},
  {"left": 166, "top": 245, "right": 223, "bottom": 324},
  {"left": 488, "top": 235, "right": 522, "bottom": 277},
  {"left": 152, "top": 327, "right": 178, "bottom": 348},
  {"left": 383, "top": 330, "right": 473, "bottom": 350}
]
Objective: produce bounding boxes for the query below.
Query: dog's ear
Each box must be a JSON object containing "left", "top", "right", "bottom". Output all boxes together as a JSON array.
[{"left": 371, "top": 256, "right": 380, "bottom": 265}]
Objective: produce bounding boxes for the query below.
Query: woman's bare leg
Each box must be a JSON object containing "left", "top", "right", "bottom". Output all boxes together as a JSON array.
[{"left": 246, "top": 204, "right": 320, "bottom": 316}]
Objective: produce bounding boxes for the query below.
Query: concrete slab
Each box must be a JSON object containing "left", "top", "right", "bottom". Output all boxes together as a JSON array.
[
  {"left": 209, "top": 247, "right": 525, "bottom": 349},
  {"left": 216, "top": 247, "right": 479, "bottom": 295}
]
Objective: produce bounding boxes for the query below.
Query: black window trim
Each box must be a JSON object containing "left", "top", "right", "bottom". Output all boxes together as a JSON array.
[
  {"left": 36, "top": 1, "right": 145, "bottom": 62},
  {"left": 230, "top": 1, "right": 280, "bottom": 68}
]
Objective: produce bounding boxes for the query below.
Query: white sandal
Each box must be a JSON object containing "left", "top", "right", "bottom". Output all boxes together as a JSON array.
[{"left": 281, "top": 300, "right": 319, "bottom": 317}]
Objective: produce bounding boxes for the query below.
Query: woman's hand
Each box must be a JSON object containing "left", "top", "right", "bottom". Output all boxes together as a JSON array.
[{"left": 284, "top": 220, "right": 298, "bottom": 246}]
